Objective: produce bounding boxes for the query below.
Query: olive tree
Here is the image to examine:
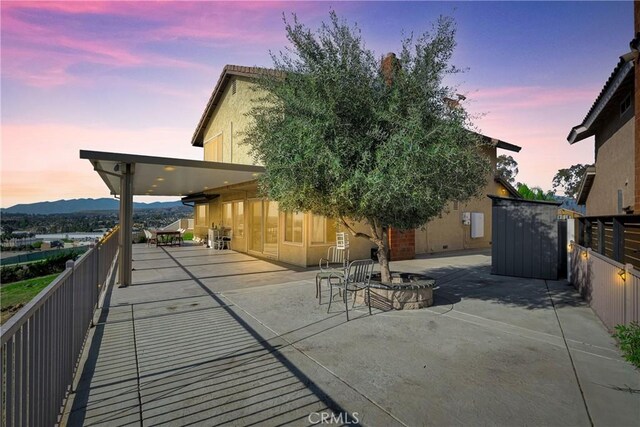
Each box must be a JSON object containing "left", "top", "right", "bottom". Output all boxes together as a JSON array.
[{"left": 246, "top": 12, "right": 490, "bottom": 283}]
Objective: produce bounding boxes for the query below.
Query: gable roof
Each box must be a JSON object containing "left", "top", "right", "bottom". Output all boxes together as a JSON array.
[
  {"left": 191, "top": 64, "right": 521, "bottom": 153},
  {"left": 494, "top": 175, "right": 522, "bottom": 198},
  {"left": 567, "top": 56, "right": 635, "bottom": 144},
  {"left": 191, "top": 65, "right": 277, "bottom": 147}
]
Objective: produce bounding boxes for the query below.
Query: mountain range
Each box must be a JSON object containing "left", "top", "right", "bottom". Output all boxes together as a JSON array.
[{"left": 2, "top": 198, "right": 185, "bottom": 215}]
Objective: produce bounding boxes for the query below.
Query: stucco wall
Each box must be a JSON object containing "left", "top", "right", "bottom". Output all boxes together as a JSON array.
[
  {"left": 415, "top": 146, "right": 507, "bottom": 254},
  {"left": 202, "top": 76, "right": 265, "bottom": 165},
  {"left": 587, "top": 117, "right": 635, "bottom": 216}
]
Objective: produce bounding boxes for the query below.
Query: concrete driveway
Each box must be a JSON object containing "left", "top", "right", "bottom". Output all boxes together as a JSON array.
[{"left": 63, "top": 245, "right": 640, "bottom": 426}]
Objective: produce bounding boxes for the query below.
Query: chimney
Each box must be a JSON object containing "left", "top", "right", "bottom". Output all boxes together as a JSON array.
[
  {"left": 381, "top": 52, "right": 399, "bottom": 86},
  {"left": 444, "top": 94, "right": 466, "bottom": 109}
]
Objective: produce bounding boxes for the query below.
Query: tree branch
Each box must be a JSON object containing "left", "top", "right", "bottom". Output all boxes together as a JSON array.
[{"left": 339, "top": 216, "right": 371, "bottom": 240}]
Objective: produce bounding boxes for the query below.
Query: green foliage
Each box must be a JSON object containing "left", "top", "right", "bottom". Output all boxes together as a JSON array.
[
  {"left": 613, "top": 322, "right": 640, "bottom": 368},
  {"left": 517, "top": 183, "right": 556, "bottom": 201},
  {"left": 552, "top": 164, "right": 590, "bottom": 199},
  {"left": 182, "top": 232, "right": 194, "bottom": 241},
  {"left": 0, "top": 250, "right": 81, "bottom": 284},
  {"left": 1, "top": 273, "right": 60, "bottom": 311},
  {"left": 31, "top": 241, "right": 42, "bottom": 249},
  {"left": 246, "top": 12, "right": 490, "bottom": 234},
  {"left": 496, "top": 155, "right": 518, "bottom": 184}
]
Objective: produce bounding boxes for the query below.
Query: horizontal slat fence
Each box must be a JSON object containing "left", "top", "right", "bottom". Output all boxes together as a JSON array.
[
  {"left": 1, "top": 227, "right": 119, "bottom": 427},
  {"left": 577, "top": 215, "right": 640, "bottom": 270}
]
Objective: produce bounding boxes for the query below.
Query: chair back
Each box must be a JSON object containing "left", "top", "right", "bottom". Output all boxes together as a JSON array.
[
  {"left": 346, "top": 259, "right": 374, "bottom": 285},
  {"left": 327, "top": 246, "right": 349, "bottom": 267},
  {"left": 144, "top": 230, "right": 150, "bottom": 239},
  {"left": 336, "top": 232, "right": 349, "bottom": 249}
]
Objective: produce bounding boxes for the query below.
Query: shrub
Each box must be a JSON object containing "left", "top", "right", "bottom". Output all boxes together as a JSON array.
[
  {"left": 182, "top": 232, "right": 193, "bottom": 241},
  {"left": 0, "top": 250, "right": 81, "bottom": 284},
  {"left": 613, "top": 322, "right": 640, "bottom": 368}
]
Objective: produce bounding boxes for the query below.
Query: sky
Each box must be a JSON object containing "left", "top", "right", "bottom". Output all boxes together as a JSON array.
[{"left": 0, "top": 0, "right": 634, "bottom": 208}]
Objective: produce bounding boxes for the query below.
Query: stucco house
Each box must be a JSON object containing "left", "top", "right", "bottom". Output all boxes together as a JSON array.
[
  {"left": 187, "top": 65, "right": 521, "bottom": 266},
  {"left": 568, "top": 54, "right": 636, "bottom": 215}
]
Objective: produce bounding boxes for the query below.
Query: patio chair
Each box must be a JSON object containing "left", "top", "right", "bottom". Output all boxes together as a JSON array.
[
  {"left": 145, "top": 229, "right": 157, "bottom": 247},
  {"left": 212, "top": 228, "right": 231, "bottom": 250},
  {"left": 315, "top": 246, "right": 349, "bottom": 304},
  {"left": 327, "top": 259, "right": 374, "bottom": 321}
]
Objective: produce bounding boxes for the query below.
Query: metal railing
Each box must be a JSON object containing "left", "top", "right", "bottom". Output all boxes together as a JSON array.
[
  {"left": 1, "top": 227, "right": 120, "bottom": 427},
  {"left": 570, "top": 242, "right": 640, "bottom": 330}
]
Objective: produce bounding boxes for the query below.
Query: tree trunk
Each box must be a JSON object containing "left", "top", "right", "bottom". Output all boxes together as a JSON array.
[{"left": 376, "top": 227, "right": 392, "bottom": 283}]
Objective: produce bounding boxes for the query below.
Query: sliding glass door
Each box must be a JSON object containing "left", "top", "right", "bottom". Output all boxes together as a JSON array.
[{"left": 248, "top": 200, "right": 279, "bottom": 258}]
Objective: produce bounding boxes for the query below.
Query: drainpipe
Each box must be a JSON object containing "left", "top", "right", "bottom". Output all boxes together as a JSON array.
[{"left": 634, "top": 1, "right": 640, "bottom": 212}]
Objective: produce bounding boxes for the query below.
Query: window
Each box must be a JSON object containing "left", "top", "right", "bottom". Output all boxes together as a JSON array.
[
  {"left": 284, "top": 212, "right": 303, "bottom": 243},
  {"left": 204, "top": 133, "right": 223, "bottom": 162},
  {"left": 233, "top": 201, "right": 244, "bottom": 238},
  {"left": 222, "top": 203, "right": 232, "bottom": 228},
  {"left": 311, "top": 215, "right": 338, "bottom": 244},
  {"left": 620, "top": 94, "right": 631, "bottom": 116},
  {"left": 196, "top": 204, "right": 208, "bottom": 226}
]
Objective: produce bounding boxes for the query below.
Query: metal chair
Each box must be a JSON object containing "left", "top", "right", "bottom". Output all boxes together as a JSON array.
[
  {"left": 315, "top": 246, "right": 349, "bottom": 304},
  {"left": 328, "top": 259, "right": 374, "bottom": 321}
]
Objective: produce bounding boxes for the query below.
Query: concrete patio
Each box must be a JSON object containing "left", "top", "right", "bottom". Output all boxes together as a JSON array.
[{"left": 62, "top": 244, "right": 640, "bottom": 426}]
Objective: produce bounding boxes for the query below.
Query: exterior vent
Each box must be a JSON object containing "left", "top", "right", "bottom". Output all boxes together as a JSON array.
[{"left": 231, "top": 79, "right": 237, "bottom": 95}]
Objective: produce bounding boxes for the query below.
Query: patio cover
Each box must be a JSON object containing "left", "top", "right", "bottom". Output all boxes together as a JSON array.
[{"left": 80, "top": 150, "right": 264, "bottom": 286}]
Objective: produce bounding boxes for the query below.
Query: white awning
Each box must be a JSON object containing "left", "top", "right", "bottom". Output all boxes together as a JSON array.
[{"left": 80, "top": 150, "right": 264, "bottom": 196}]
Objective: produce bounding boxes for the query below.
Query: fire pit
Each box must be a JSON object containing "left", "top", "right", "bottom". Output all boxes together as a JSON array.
[{"left": 354, "top": 272, "right": 436, "bottom": 310}]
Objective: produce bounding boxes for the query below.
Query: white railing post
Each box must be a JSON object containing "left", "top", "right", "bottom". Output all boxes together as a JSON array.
[{"left": 567, "top": 219, "right": 575, "bottom": 282}]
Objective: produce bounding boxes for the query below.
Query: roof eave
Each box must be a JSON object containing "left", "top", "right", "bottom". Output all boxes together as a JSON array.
[
  {"left": 576, "top": 167, "right": 596, "bottom": 205},
  {"left": 566, "top": 59, "right": 634, "bottom": 145}
]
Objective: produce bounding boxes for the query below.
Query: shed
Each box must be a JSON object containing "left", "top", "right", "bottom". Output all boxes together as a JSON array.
[{"left": 489, "top": 196, "right": 563, "bottom": 280}]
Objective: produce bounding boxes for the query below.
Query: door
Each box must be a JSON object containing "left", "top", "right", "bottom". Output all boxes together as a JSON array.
[{"left": 248, "top": 200, "right": 279, "bottom": 258}]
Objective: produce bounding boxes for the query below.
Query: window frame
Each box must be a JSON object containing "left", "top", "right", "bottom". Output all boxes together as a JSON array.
[{"left": 284, "top": 211, "right": 304, "bottom": 245}]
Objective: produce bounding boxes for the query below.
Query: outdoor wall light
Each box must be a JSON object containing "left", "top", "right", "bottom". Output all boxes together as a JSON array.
[
  {"left": 582, "top": 250, "right": 588, "bottom": 258},
  {"left": 156, "top": 177, "right": 165, "bottom": 181},
  {"left": 618, "top": 269, "right": 627, "bottom": 281},
  {"left": 163, "top": 166, "right": 176, "bottom": 172}
]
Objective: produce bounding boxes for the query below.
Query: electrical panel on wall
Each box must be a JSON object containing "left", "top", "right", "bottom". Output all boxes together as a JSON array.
[
  {"left": 471, "top": 212, "right": 484, "bottom": 238},
  {"left": 462, "top": 212, "right": 471, "bottom": 225}
]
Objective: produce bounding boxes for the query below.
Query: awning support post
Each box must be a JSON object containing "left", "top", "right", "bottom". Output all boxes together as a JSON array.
[{"left": 118, "top": 163, "right": 134, "bottom": 287}]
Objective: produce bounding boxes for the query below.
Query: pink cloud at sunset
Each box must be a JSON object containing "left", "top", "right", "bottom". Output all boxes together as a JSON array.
[
  {"left": 0, "top": 1, "right": 633, "bottom": 208},
  {"left": 1, "top": 122, "right": 202, "bottom": 207}
]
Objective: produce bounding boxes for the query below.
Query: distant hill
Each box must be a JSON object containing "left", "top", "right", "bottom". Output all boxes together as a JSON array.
[{"left": 2, "top": 198, "right": 185, "bottom": 214}]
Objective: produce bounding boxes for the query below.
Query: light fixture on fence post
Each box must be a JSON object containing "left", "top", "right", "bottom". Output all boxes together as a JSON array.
[
  {"left": 582, "top": 249, "right": 588, "bottom": 259},
  {"left": 618, "top": 268, "right": 627, "bottom": 282}
]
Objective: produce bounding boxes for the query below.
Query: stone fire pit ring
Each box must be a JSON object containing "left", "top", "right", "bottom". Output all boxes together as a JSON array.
[{"left": 354, "top": 272, "right": 436, "bottom": 310}]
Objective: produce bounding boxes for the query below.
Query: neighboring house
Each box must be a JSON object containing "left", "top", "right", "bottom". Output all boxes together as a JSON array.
[
  {"left": 557, "top": 208, "right": 583, "bottom": 220},
  {"left": 568, "top": 55, "right": 636, "bottom": 215},
  {"left": 187, "top": 65, "right": 521, "bottom": 266}
]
